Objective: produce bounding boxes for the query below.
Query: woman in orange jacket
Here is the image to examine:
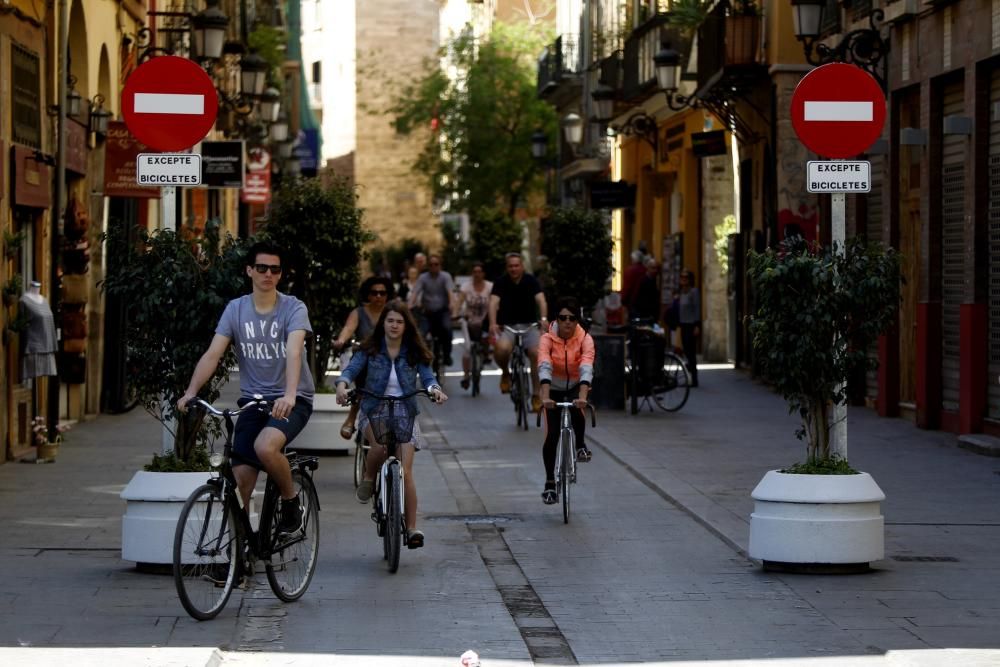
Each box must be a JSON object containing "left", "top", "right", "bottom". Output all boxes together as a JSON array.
[{"left": 537, "top": 296, "right": 595, "bottom": 504}]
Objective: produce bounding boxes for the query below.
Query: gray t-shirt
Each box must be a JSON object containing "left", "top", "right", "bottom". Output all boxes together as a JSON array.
[
  {"left": 216, "top": 293, "right": 315, "bottom": 401},
  {"left": 413, "top": 271, "right": 454, "bottom": 312}
]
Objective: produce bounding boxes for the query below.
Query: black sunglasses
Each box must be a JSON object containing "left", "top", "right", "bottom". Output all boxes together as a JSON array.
[
  {"left": 254, "top": 264, "right": 282, "bottom": 275},
  {"left": 557, "top": 314, "right": 578, "bottom": 322},
  {"left": 369, "top": 289, "right": 388, "bottom": 296}
]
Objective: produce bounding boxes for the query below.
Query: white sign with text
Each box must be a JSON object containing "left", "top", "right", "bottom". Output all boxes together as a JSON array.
[
  {"left": 807, "top": 160, "right": 870, "bottom": 193},
  {"left": 136, "top": 153, "right": 202, "bottom": 186}
]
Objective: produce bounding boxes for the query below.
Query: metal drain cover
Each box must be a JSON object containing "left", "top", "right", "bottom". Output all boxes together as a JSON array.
[{"left": 425, "top": 514, "right": 521, "bottom": 524}]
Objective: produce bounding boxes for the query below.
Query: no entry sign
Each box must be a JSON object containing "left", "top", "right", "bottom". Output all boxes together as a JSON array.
[
  {"left": 122, "top": 56, "right": 219, "bottom": 152},
  {"left": 791, "top": 63, "right": 886, "bottom": 159}
]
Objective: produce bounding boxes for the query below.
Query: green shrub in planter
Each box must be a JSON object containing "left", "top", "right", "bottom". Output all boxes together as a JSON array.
[
  {"left": 541, "top": 207, "right": 613, "bottom": 312},
  {"left": 748, "top": 237, "right": 901, "bottom": 469}
]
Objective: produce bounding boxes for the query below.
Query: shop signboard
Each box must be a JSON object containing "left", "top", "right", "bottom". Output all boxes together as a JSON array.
[
  {"left": 201, "top": 141, "right": 245, "bottom": 188},
  {"left": 104, "top": 121, "right": 159, "bottom": 198},
  {"left": 241, "top": 147, "right": 271, "bottom": 204}
]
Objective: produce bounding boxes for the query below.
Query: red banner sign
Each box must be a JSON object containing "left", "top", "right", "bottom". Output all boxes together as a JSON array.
[
  {"left": 103, "top": 120, "right": 159, "bottom": 198},
  {"left": 241, "top": 147, "right": 271, "bottom": 204}
]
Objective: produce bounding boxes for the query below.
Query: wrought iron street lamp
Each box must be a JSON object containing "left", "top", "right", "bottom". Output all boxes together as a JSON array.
[
  {"left": 66, "top": 76, "right": 83, "bottom": 118},
  {"left": 653, "top": 46, "right": 697, "bottom": 112},
  {"left": 789, "top": 0, "right": 889, "bottom": 89},
  {"left": 591, "top": 83, "right": 616, "bottom": 123},
  {"left": 260, "top": 87, "right": 281, "bottom": 123},
  {"left": 531, "top": 129, "right": 548, "bottom": 159},
  {"left": 88, "top": 94, "right": 111, "bottom": 134},
  {"left": 191, "top": 0, "right": 229, "bottom": 61},
  {"left": 240, "top": 51, "right": 268, "bottom": 98},
  {"left": 562, "top": 113, "right": 583, "bottom": 148},
  {"left": 270, "top": 112, "right": 289, "bottom": 143}
]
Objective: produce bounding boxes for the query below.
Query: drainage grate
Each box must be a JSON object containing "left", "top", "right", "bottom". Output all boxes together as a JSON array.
[
  {"left": 424, "top": 514, "right": 521, "bottom": 524},
  {"left": 891, "top": 556, "right": 960, "bottom": 562}
]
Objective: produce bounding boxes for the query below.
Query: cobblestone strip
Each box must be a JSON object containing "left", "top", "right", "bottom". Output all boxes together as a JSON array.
[
  {"left": 233, "top": 577, "right": 287, "bottom": 651},
  {"left": 423, "top": 418, "right": 578, "bottom": 665}
]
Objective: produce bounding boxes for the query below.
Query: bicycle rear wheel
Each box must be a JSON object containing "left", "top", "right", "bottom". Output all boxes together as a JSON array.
[
  {"left": 653, "top": 353, "right": 691, "bottom": 412},
  {"left": 561, "top": 429, "right": 573, "bottom": 524},
  {"left": 384, "top": 463, "right": 402, "bottom": 573},
  {"left": 173, "top": 484, "right": 241, "bottom": 621},
  {"left": 518, "top": 365, "right": 531, "bottom": 431},
  {"left": 265, "top": 470, "right": 320, "bottom": 602}
]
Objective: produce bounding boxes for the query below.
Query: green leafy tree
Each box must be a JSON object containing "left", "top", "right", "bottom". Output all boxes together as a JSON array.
[
  {"left": 748, "top": 238, "right": 901, "bottom": 468},
  {"left": 102, "top": 221, "right": 248, "bottom": 468},
  {"left": 390, "top": 22, "right": 557, "bottom": 220},
  {"left": 540, "top": 207, "right": 614, "bottom": 312},
  {"left": 368, "top": 238, "right": 427, "bottom": 279},
  {"left": 469, "top": 207, "right": 524, "bottom": 281},
  {"left": 259, "top": 177, "right": 372, "bottom": 388}
]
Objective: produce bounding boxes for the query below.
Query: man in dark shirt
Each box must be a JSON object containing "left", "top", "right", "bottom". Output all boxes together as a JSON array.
[{"left": 488, "top": 252, "right": 548, "bottom": 411}]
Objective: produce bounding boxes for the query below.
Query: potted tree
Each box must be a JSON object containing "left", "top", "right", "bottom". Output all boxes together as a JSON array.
[
  {"left": 746, "top": 237, "right": 901, "bottom": 572},
  {"left": 540, "top": 206, "right": 614, "bottom": 311},
  {"left": 103, "top": 220, "right": 248, "bottom": 566}
]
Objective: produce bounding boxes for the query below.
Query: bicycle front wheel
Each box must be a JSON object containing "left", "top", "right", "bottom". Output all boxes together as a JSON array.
[
  {"left": 384, "top": 464, "right": 402, "bottom": 573},
  {"left": 353, "top": 438, "right": 366, "bottom": 488},
  {"left": 561, "top": 429, "right": 573, "bottom": 524},
  {"left": 173, "top": 484, "right": 241, "bottom": 621},
  {"left": 518, "top": 365, "right": 531, "bottom": 431},
  {"left": 266, "top": 470, "right": 320, "bottom": 602},
  {"left": 653, "top": 353, "right": 691, "bottom": 412},
  {"left": 471, "top": 344, "right": 482, "bottom": 397}
]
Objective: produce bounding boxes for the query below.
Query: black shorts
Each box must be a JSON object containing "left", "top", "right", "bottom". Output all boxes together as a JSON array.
[{"left": 233, "top": 396, "right": 313, "bottom": 470}]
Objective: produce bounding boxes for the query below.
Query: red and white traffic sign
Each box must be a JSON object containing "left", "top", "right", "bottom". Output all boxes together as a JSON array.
[
  {"left": 121, "top": 56, "right": 219, "bottom": 153},
  {"left": 790, "top": 63, "right": 885, "bottom": 159}
]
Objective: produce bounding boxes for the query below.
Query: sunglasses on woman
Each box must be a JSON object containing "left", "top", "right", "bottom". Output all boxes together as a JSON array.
[
  {"left": 254, "top": 264, "right": 282, "bottom": 275},
  {"left": 369, "top": 289, "right": 388, "bottom": 297},
  {"left": 557, "top": 314, "right": 578, "bottom": 322}
]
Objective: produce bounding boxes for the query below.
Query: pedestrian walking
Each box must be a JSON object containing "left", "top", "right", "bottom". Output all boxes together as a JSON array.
[{"left": 678, "top": 268, "right": 700, "bottom": 387}]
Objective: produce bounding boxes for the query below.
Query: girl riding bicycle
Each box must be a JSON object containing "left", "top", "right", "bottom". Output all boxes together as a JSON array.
[
  {"left": 335, "top": 299, "right": 447, "bottom": 549},
  {"left": 537, "top": 297, "right": 594, "bottom": 505}
]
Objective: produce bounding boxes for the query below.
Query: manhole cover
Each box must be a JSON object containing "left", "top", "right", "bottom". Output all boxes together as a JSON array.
[
  {"left": 425, "top": 514, "right": 521, "bottom": 524},
  {"left": 891, "top": 556, "right": 959, "bottom": 562}
]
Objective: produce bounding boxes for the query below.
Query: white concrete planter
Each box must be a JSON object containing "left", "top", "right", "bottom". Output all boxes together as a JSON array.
[
  {"left": 749, "top": 470, "right": 885, "bottom": 570},
  {"left": 120, "top": 471, "right": 257, "bottom": 566},
  {"left": 311, "top": 393, "right": 348, "bottom": 413}
]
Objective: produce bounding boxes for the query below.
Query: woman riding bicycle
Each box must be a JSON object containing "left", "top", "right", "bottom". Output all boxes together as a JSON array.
[
  {"left": 537, "top": 297, "right": 594, "bottom": 505},
  {"left": 332, "top": 276, "right": 395, "bottom": 440},
  {"left": 457, "top": 261, "right": 493, "bottom": 390},
  {"left": 335, "top": 299, "right": 447, "bottom": 549}
]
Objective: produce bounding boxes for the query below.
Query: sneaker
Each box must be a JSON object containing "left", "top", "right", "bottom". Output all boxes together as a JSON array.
[
  {"left": 541, "top": 482, "right": 557, "bottom": 505},
  {"left": 356, "top": 479, "right": 374, "bottom": 503},
  {"left": 445, "top": 356, "right": 454, "bottom": 367},
  {"left": 277, "top": 497, "right": 303, "bottom": 536},
  {"left": 460, "top": 376, "right": 470, "bottom": 390},
  {"left": 531, "top": 395, "right": 543, "bottom": 413},
  {"left": 499, "top": 374, "right": 511, "bottom": 394},
  {"left": 576, "top": 448, "right": 592, "bottom": 463}
]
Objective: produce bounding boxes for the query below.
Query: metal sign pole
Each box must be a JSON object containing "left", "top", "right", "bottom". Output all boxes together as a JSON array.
[{"left": 831, "top": 190, "right": 847, "bottom": 461}]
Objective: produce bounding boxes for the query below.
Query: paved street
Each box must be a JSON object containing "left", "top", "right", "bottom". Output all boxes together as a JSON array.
[{"left": 1, "top": 355, "right": 999, "bottom": 666}]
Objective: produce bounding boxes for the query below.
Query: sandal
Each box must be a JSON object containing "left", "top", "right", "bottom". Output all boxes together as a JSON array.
[
  {"left": 339, "top": 423, "right": 356, "bottom": 440},
  {"left": 406, "top": 529, "right": 425, "bottom": 549}
]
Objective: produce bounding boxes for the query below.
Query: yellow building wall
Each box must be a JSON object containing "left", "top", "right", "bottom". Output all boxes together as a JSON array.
[{"left": 766, "top": 0, "right": 809, "bottom": 66}]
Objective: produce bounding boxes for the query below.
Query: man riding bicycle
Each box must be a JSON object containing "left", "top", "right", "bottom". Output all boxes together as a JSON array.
[
  {"left": 177, "top": 240, "right": 314, "bottom": 538},
  {"left": 489, "top": 252, "right": 548, "bottom": 412},
  {"left": 409, "top": 254, "right": 456, "bottom": 368},
  {"left": 538, "top": 296, "right": 594, "bottom": 504}
]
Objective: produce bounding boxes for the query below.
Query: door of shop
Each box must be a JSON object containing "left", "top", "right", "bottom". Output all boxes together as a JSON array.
[
  {"left": 940, "top": 80, "right": 965, "bottom": 415},
  {"left": 987, "top": 68, "right": 1000, "bottom": 420},
  {"left": 897, "top": 91, "right": 921, "bottom": 409}
]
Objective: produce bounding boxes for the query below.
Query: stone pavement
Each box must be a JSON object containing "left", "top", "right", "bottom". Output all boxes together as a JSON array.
[{"left": 0, "top": 364, "right": 997, "bottom": 666}]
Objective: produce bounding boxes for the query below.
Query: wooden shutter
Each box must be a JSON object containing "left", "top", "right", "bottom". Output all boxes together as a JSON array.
[
  {"left": 940, "top": 81, "right": 965, "bottom": 412},
  {"left": 988, "top": 69, "right": 1000, "bottom": 419}
]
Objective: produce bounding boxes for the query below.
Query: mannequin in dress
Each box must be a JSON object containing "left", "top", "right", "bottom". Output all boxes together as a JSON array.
[{"left": 20, "top": 280, "right": 58, "bottom": 379}]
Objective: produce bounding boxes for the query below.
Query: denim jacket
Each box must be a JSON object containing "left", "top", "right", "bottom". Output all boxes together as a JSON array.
[{"left": 339, "top": 340, "right": 439, "bottom": 415}]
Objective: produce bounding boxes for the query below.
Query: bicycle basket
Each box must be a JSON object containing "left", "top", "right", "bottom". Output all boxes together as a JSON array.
[{"left": 365, "top": 400, "right": 416, "bottom": 446}]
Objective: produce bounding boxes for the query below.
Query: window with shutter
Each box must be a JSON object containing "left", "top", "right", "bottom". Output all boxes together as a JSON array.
[{"left": 987, "top": 69, "right": 1000, "bottom": 419}]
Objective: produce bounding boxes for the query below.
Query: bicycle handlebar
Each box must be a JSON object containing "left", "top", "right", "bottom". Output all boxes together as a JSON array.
[
  {"left": 536, "top": 401, "right": 597, "bottom": 428},
  {"left": 346, "top": 387, "right": 441, "bottom": 404},
  {"left": 503, "top": 324, "right": 538, "bottom": 334},
  {"left": 183, "top": 396, "right": 272, "bottom": 418}
]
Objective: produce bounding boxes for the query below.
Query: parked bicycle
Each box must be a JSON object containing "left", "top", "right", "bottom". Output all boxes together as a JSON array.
[
  {"left": 537, "top": 400, "right": 596, "bottom": 524},
  {"left": 505, "top": 324, "right": 536, "bottom": 430},
  {"left": 172, "top": 396, "right": 320, "bottom": 621},
  {"left": 621, "top": 318, "right": 691, "bottom": 414},
  {"left": 348, "top": 387, "right": 438, "bottom": 573}
]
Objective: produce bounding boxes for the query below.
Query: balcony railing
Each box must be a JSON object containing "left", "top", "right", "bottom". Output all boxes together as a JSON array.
[
  {"left": 621, "top": 13, "right": 672, "bottom": 101},
  {"left": 537, "top": 34, "right": 581, "bottom": 96},
  {"left": 695, "top": 1, "right": 761, "bottom": 91}
]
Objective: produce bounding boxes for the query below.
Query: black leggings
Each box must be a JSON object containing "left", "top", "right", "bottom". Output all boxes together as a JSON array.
[{"left": 542, "top": 387, "right": 586, "bottom": 482}]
